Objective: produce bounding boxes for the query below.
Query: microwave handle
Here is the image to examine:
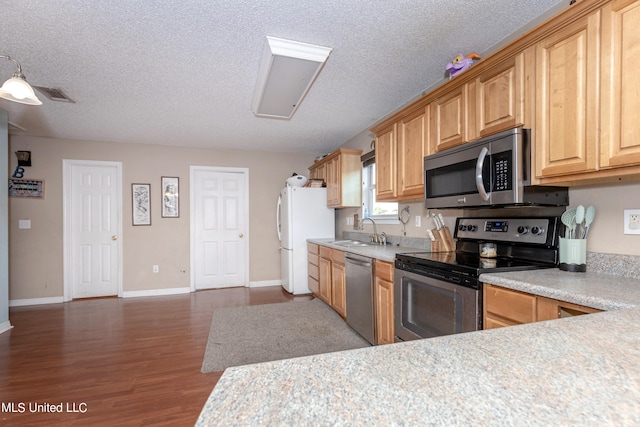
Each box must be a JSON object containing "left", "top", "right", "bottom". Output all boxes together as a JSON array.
[{"left": 475, "top": 147, "right": 490, "bottom": 201}]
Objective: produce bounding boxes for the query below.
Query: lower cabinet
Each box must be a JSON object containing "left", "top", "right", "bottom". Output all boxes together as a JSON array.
[
  {"left": 374, "top": 260, "right": 394, "bottom": 345},
  {"left": 313, "top": 246, "right": 347, "bottom": 319},
  {"left": 318, "top": 246, "right": 333, "bottom": 305},
  {"left": 331, "top": 249, "right": 347, "bottom": 319},
  {"left": 307, "top": 243, "right": 320, "bottom": 295},
  {"left": 483, "top": 284, "right": 601, "bottom": 329}
]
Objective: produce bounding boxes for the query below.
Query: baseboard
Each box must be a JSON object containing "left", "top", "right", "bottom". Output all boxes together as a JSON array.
[
  {"left": 9, "top": 296, "right": 65, "bottom": 307},
  {"left": 122, "top": 287, "right": 191, "bottom": 298},
  {"left": 0, "top": 321, "right": 13, "bottom": 335},
  {"left": 249, "top": 280, "right": 281, "bottom": 288}
]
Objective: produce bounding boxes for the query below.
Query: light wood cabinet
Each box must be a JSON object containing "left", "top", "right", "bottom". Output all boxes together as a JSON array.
[
  {"left": 430, "top": 85, "right": 469, "bottom": 152},
  {"left": 331, "top": 249, "right": 346, "bottom": 319},
  {"left": 313, "top": 246, "right": 347, "bottom": 318},
  {"left": 374, "top": 260, "right": 394, "bottom": 345},
  {"left": 307, "top": 243, "right": 320, "bottom": 296},
  {"left": 534, "top": 10, "right": 600, "bottom": 179},
  {"left": 397, "top": 107, "right": 429, "bottom": 199},
  {"left": 534, "top": 0, "right": 640, "bottom": 183},
  {"left": 308, "top": 148, "right": 362, "bottom": 208},
  {"left": 318, "top": 246, "right": 332, "bottom": 305},
  {"left": 374, "top": 124, "right": 397, "bottom": 201},
  {"left": 371, "top": 0, "right": 640, "bottom": 186},
  {"left": 475, "top": 53, "right": 527, "bottom": 139},
  {"left": 483, "top": 284, "right": 601, "bottom": 329},
  {"left": 600, "top": 0, "right": 640, "bottom": 170},
  {"left": 374, "top": 107, "right": 428, "bottom": 202}
]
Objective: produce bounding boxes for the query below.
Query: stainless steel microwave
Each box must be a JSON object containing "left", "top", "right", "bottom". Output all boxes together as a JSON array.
[{"left": 424, "top": 127, "right": 568, "bottom": 209}]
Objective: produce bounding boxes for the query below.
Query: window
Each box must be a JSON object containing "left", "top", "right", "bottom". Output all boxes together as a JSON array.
[{"left": 362, "top": 163, "right": 398, "bottom": 223}]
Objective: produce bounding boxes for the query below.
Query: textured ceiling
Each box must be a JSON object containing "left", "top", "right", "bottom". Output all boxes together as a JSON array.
[{"left": 1, "top": 0, "right": 567, "bottom": 154}]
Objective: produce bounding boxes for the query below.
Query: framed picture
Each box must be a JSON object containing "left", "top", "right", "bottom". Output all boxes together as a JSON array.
[
  {"left": 161, "top": 176, "right": 179, "bottom": 218},
  {"left": 8, "top": 178, "right": 45, "bottom": 198},
  {"left": 132, "top": 183, "right": 151, "bottom": 226}
]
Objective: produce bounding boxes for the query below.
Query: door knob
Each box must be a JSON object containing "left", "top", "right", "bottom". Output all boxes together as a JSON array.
[
  {"left": 239, "top": 233, "right": 244, "bottom": 238},
  {"left": 111, "top": 235, "right": 118, "bottom": 241}
]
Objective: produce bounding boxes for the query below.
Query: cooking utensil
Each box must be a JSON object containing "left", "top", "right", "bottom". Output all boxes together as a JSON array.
[
  {"left": 583, "top": 205, "right": 596, "bottom": 238},
  {"left": 575, "top": 205, "right": 585, "bottom": 238},
  {"left": 561, "top": 209, "right": 576, "bottom": 238}
]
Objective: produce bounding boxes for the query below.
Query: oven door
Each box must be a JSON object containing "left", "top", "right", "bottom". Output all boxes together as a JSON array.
[{"left": 394, "top": 268, "right": 480, "bottom": 341}]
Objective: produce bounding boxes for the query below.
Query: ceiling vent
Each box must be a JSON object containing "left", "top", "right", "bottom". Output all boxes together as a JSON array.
[
  {"left": 34, "top": 86, "right": 75, "bottom": 103},
  {"left": 8, "top": 120, "right": 26, "bottom": 133}
]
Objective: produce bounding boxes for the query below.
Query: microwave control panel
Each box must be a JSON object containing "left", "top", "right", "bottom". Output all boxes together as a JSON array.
[{"left": 491, "top": 151, "right": 512, "bottom": 191}]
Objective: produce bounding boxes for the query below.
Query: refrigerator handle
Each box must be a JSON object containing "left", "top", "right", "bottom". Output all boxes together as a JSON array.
[{"left": 276, "top": 194, "right": 282, "bottom": 242}]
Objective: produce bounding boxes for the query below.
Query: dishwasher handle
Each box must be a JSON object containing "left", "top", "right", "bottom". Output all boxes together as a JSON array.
[{"left": 345, "top": 253, "right": 372, "bottom": 268}]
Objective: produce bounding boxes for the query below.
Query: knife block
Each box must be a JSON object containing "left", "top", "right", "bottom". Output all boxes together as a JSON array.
[{"left": 432, "top": 227, "right": 455, "bottom": 252}]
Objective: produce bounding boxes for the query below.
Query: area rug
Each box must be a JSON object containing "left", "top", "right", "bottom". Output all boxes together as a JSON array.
[{"left": 201, "top": 298, "right": 370, "bottom": 372}]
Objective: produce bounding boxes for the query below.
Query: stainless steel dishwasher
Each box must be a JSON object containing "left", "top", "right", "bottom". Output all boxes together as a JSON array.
[{"left": 345, "top": 252, "right": 374, "bottom": 345}]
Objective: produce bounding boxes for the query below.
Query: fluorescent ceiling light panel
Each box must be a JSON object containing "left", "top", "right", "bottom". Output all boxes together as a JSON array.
[{"left": 252, "top": 36, "right": 332, "bottom": 119}]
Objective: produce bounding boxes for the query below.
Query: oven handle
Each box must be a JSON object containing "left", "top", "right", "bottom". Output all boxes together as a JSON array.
[{"left": 475, "top": 147, "right": 490, "bottom": 201}]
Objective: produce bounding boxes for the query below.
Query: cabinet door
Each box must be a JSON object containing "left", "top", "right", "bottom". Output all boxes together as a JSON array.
[
  {"left": 397, "top": 108, "right": 427, "bottom": 200},
  {"left": 375, "top": 124, "right": 397, "bottom": 201},
  {"left": 600, "top": 0, "right": 640, "bottom": 169},
  {"left": 318, "top": 252, "right": 332, "bottom": 305},
  {"left": 484, "top": 285, "right": 536, "bottom": 327},
  {"left": 326, "top": 157, "right": 341, "bottom": 207},
  {"left": 537, "top": 296, "right": 601, "bottom": 321},
  {"left": 331, "top": 262, "right": 347, "bottom": 319},
  {"left": 535, "top": 11, "right": 600, "bottom": 178},
  {"left": 374, "top": 276, "right": 394, "bottom": 344},
  {"left": 308, "top": 254, "right": 319, "bottom": 296},
  {"left": 476, "top": 54, "right": 525, "bottom": 138},
  {"left": 431, "top": 85, "right": 468, "bottom": 152}
]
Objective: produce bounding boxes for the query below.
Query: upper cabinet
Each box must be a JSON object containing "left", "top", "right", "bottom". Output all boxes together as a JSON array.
[
  {"left": 534, "top": 10, "right": 600, "bottom": 178},
  {"left": 308, "top": 148, "right": 362, "bottom": 208},
  {"left": 475, "top": 52, "right": 528, "bottom": 139},
  {"left": 373, "top": 106, "right": 428, "bottom": 202},
  {"left": 534, "top": 0, "right": 640, "bottom": 183},
  {"left": 371, "top": 0, "right": 640, "bottom": 188},
  {"left": 430, "top": 86, "right": 468, "bottom": 152},
  {"left": 600, "top": 0, "right": 640, "bottom": 170},
  {"left": 430, "top": 53, "right": 528, "bottom": 152}
]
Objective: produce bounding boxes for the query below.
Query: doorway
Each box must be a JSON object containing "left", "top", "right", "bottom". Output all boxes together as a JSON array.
[
  {"left": 190, "top": 166, "right": 249, "bottom": 290},
  {"left": 63, "top": 160, "right": 123, "bottom": 300}
]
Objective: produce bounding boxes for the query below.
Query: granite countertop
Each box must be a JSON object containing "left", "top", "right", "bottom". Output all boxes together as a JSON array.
[
  {"left": 197, "top": 267, "right": 640, "bottom": 426},
  {"left": 307, "top": 237, "right": 426, "bottom": 263}
]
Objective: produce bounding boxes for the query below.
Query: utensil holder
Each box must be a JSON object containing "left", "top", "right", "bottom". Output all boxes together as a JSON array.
[{"left": 559, "top": 237, "right": 586, "bottom": 272}]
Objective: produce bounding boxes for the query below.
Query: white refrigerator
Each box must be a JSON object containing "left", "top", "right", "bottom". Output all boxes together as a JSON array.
[{"left": 277, "top": 186, "right": 335, "bottom": 294}]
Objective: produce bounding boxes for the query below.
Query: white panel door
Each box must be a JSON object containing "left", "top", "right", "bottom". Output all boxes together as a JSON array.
[
  {"left": 66, "top": 161, "right": 122, "bottom": 299},
  {"left": 192, "top": 167, "right": 247, "bottom": 289}
]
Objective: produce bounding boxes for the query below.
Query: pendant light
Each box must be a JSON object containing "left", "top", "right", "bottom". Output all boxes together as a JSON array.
[{"left": 0, "top": 55, "right": 42, "bottom": 105}]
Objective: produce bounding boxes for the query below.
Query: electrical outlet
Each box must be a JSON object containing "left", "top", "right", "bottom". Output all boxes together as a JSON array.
[
  {"left": 415, "top": 215, "right": 421, "bottom": 227},
  {"left": 624, "top": 209, "right": 640, "bottom": 235},
  {"left": 153, "top": 265, "right": 159, "bottom": 273}
]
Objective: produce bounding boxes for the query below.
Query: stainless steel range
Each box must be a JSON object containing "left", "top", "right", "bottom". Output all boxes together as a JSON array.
[{"left": 394, "top": 216, "right": 560, "bottom": 342}]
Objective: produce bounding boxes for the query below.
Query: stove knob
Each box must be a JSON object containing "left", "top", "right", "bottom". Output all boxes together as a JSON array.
[
  {"left": 468, "top": 225, "right": 477, "bottom": 232},
  {"left": 531, "top": 226, "right": 543, "bottom": 235},
  {"left": 458, "top": 225, "right": 466, "bottom": 231},
  {"left": 517, "top": 226, "right": 529, "bottom": 234}
]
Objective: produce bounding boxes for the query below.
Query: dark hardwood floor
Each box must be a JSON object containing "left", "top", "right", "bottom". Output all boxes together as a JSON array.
[{"left": 0, "top": 286, "right": 311, "bottom": 426}]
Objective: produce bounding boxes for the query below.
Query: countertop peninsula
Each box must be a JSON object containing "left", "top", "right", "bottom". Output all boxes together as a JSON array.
[{"left": 197, "top": 267, "right": 640, "bottom": 426}]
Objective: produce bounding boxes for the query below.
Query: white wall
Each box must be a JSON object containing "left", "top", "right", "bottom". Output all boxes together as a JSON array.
[{"left": 0, "top": 109, "right": 10, "bottom": 332}]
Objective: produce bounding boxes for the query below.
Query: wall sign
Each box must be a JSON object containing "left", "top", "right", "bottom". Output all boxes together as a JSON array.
[{"left": 8, "top": 178, "right": 45, "bottom": 198}]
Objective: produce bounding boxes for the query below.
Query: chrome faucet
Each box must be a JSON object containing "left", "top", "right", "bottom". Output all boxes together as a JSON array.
[{"left": 360, "top": 217, "right": 379, "bottom": 243}]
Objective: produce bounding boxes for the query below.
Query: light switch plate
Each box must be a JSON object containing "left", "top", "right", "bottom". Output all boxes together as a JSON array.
[
  {"left": 624, "top": 209, "right": 640, "bottom": 235},
  {"left": 415, "top": 215, "right": 421, "bottom": 227},
  {"left": 18, "top": 219, "right": 31, "bottom": 229}
]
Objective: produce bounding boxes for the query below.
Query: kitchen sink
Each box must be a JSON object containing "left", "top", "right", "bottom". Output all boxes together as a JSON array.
[{"left": 330, "top": 240, "right": 372, "bottom": 247}]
